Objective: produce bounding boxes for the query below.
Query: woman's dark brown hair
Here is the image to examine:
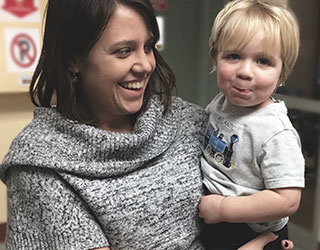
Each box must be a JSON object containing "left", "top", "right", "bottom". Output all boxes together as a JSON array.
[{"left": 30, "top": 0, "right": 175, "bottom": 125}]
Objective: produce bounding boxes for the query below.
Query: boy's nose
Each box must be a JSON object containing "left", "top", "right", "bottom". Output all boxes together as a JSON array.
[{"left": 236, "top": 60, "right": 253, "bottom": 80}]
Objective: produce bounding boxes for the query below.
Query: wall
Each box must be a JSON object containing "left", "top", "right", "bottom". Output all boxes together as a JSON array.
[
  {"left": 0, "top": 0, "right": 47, "bottom": 225},
  {"left": 287, "top": 0, "right": 320, "bottom": 245},
  {"left": 0, "top": 93, "right": 34, "bottom": 223},
  {"left": 157, "top": 0, "right": 222, "bottom": 107}
]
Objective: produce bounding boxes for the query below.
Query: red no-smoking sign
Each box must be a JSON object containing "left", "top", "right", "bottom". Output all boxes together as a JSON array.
[
  {"left": 5, "top": 28, "right": 40, "bottom": 72},
  {"left": 10, "top": 33, "right": 37, "bottom": 68}
]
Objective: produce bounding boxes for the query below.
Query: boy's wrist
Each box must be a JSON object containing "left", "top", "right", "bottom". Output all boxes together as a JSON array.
[
  {"left": 220, "top": 196, "right": 245, "bottom": 223},
  {"left": 220, "top": 196, "right": 231, "bottom": 222}
]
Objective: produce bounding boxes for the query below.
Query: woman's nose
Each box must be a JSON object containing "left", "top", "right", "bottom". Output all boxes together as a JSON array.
[
  {"left": 132, "top": 51, "right": 154, "bottom": 75},
  {"left": 236, "top": 60, "right": 253, "bottom": 80}
]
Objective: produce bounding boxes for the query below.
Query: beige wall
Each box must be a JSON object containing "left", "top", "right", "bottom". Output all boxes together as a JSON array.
[
  {"left": 0, "top": 93, "right": 34, "bottom": 223},
  {"left": 0, "top": 0, "right": 47, "bottom": 224},
  {"left": 0, "top": 183, "right": 7, "bottom": 223}
]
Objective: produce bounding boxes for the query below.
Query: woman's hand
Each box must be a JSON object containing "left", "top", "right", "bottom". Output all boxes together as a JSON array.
[{"left": 237, "top": 231, "right": 294, "bottom": 250}]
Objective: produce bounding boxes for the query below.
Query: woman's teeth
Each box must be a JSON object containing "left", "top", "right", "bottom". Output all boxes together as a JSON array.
[{"left": 120, "top": 81, "right": 144, "bottom": 90}]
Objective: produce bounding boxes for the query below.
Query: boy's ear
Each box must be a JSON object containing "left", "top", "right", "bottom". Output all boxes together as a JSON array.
[
  {"left": 211, "top": 56, "right": 218, "bottom": 70},
  {"left": 210, "top": 49, "right": 218, "bottom": 63},
  {"left": 277, "top": 66, "right": 285, "bottom": 85},
  {"left": 212, "top": 56, "right": 218, "bottom": 65}
]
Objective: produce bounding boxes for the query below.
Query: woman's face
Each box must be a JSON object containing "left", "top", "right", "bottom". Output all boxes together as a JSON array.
[{"left": 74, "top": 4, "right": 156, "bottom": 131}]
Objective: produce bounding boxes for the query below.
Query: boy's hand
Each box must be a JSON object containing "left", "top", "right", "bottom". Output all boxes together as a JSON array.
[
  {"left": 238, "top": 231, "right": 278, "bottom": 250},
  {"left": 198, "top": 194, "right": 225, "bottom": 224},
  {"left": 238, "top": 231, "right": 294, "bottom": 250}
]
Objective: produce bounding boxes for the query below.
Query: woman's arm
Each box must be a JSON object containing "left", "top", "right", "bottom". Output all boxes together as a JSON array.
[
  {"left": 5, "top": 166, "right": 109, "bottom": 249},
  {"left": 91, "top": 248, "right": 111, "bottom": 250},
  {"left": 199, "top": 187, "right": 301, "bottom": 224}
]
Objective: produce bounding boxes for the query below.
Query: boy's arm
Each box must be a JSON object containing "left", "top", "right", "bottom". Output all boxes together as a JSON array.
[{"left": 198, "top": 187, "right": 301, "bottom": 224}]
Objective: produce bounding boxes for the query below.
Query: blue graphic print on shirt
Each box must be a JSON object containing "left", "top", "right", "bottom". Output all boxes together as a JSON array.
[{"left": 204, "top": 123, "right": 238, "bottom": 168}]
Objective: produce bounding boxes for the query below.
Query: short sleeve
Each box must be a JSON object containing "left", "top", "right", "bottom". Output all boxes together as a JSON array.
[
  {"left": 260, "top": 129, "right": 305, "bottom": 189},
  {"left": 4, "top": 165, "right": 109, "bottom": 250}
]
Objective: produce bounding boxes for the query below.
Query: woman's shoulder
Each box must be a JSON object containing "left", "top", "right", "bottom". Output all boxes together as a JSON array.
[
  {"left": 148, "top": 95, "right": 207, "bottom": 137},
  {"left": 170, "top": 96, "right": 208, "bottom": 133},
  {"left": 0, "top": 107, "right": 69, "bottom": 179},
  {"left": 171, "top": 96, "right": 206, "bottom": 117},
  {"left": 150, "top": 95, "right": 207, "bottom": 122}
]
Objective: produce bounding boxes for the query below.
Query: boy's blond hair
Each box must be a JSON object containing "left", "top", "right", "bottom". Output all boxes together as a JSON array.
[{"left": 209, "top": 0, "right": 300, "bottom": 84}]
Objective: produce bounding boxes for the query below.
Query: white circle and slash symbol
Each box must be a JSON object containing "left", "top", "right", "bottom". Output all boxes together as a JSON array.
[
  {"left": 11, "top": 33, "right": 37, "bottom": 68},
  {"left": 4, "top": 28, "right": 40, "bottom": 72}
]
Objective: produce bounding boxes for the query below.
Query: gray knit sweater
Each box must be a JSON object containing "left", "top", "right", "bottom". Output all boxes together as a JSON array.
[{"left": 0, "top": 96, "right": 208, "bottom": 250}]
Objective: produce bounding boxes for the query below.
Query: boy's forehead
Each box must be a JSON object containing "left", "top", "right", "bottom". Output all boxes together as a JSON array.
[
  {"left": 219, "top": 25, "right": 280, "bottom": 53},
  {"left": 217, "top": 8, "right": 282, "bottom": 49}
]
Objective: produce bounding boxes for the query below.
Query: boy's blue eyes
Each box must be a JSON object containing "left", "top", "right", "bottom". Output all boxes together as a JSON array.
[
  {"left": 257, "top": 58, "right": 270, "bottom": 65},
  {"left": 226, "top": 54, "right": 240, "bottom": 60},
  {"left": 225, "top": 53, "right": 271, "bottom": 65}
]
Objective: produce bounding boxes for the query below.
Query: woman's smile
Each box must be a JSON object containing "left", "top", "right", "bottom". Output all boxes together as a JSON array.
[{"left": 119, "top": 80, "right": 145, "bottom": 90}]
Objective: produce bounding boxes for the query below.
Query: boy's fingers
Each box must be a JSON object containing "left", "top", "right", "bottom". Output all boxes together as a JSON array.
[
  {"left": 281, "top": 240, "right": 294, "bottom": 249},
  {"left": 257, "top": 231, "right": 278, "bottom": 244}
]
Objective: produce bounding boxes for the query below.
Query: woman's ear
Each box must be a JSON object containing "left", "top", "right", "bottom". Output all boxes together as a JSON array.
[{"left": 69, "top": 58, "right": 80, "bottom": 73}]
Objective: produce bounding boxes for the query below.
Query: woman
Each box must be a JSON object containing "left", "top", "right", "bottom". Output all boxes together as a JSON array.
[{"left": 0, "top": 0, "right": 293, "bottom": 249}]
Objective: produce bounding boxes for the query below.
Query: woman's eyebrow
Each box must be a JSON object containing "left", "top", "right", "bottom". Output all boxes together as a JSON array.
[{"left": 109, "top": 40, "right": 136, "bottom": 50}]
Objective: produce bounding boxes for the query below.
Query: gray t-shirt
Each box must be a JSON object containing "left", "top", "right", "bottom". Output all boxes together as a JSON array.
[{"left": 201, "top": 92, "right": 305, "bottom": 232}]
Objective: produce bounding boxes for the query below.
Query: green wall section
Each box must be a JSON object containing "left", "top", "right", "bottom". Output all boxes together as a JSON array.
[{"left": 156, "top": 0, "right": 223, "bottom": 107}]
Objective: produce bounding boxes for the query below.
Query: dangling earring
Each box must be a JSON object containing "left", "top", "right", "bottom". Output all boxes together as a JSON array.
[{"left": 71, "top": 72, "right": 79, "bottom": 85}]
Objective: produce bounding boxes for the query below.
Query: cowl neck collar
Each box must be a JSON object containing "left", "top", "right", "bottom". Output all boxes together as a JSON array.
[{"left": 1, "top": 97, "right": 177, "bottom": 179}]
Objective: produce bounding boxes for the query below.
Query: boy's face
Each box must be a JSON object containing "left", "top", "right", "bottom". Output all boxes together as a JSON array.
[{"left": 216, "top": 29, "right": 283, "bottom": 108}]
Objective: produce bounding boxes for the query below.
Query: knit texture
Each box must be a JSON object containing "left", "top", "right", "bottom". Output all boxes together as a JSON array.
[{"left": 1, "top": 96, "right": 208, "bottom": 250}]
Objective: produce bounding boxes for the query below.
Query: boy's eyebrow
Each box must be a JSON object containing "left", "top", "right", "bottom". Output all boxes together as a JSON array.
[
  {"left": 219, "top": 49, "right": 236, "bottom": 54},
  {"left": 255, "top": 52, "right": 278, "bottom": 61}
]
